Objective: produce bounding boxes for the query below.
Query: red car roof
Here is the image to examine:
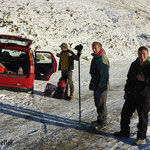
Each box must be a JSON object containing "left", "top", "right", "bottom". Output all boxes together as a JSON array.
[{"left": 0, "top": 34, "right": 32, "bottom": 52}]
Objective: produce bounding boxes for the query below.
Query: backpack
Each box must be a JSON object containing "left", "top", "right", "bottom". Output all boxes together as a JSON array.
[
  {"left": 53, "top": 78, "right": 68, "bottom": 99},
  {"left": 44, "top": 83, "right": 57, "bottom": 96}
]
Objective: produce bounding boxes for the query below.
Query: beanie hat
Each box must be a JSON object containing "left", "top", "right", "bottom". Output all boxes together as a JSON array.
[{"left": 59, "top": 43, "right": 68, "bottom": 49}]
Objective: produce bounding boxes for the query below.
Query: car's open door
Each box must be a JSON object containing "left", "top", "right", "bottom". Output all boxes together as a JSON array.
[{"left": 35, "top": 51, "right": 57, "bottom": 80}]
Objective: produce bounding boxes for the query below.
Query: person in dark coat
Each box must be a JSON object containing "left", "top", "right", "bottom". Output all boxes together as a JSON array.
[
  {"left": 56, "top": 43, "right": 81, "bottom": 99},
  {"left": 89, "top": 42, "right": 109, "bottom": 127},
  {"left": 113, "top": 46, "right": 150, "bottom": 146}
]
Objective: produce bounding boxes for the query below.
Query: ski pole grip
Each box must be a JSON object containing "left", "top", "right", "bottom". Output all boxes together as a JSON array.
[{"left": 75, "top": 44, "right": 83, "bottom": 52}]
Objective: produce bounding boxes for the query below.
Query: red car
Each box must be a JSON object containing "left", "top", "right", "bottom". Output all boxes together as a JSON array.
[{"left": 0, "top": 34, "right": 57, "bottom": 92}]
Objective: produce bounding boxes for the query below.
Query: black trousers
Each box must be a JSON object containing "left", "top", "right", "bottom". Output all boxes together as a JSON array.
[{"left": 120, "top": 94, "right": 150, "bottom": 139}]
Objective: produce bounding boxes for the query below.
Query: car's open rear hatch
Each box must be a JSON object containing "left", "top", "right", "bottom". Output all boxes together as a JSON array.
[{"left": 0, "top": 34, "right": 32, "bottom": 51}]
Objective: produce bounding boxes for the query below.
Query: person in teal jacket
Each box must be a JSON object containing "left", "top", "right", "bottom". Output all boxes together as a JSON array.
[{"left": 89, "top": 41, "right": 109, "bottom": 127}]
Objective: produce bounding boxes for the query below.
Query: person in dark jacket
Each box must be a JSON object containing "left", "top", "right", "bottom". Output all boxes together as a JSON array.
[
  {"left": 89, "top": 42, "right": 109, "bottom": 127},
  {"left": 56, "top": 43, "right": 81, "bottom": 99},
  {"left": 113, "top": 46, "right": 150, "bottom": 146}
]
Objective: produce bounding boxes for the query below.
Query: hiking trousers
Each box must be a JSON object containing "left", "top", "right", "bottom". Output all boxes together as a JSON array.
[
  {"left": 94, "top": 90, "right": 107, "bottom": 124},
  {"left": 120, "top": 94, "right": 150, "bottom": 139},
  {"left": 61, "top": 70, "right": 74, "bottom": 96}
]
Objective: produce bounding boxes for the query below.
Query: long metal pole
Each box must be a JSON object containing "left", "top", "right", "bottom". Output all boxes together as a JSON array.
[{"left": 78, "top": 58, "right": 81, "bottom": 122}]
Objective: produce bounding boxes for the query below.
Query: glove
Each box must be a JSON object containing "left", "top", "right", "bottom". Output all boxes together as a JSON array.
[
  {"left": 96, "top": 88, "right": 103, "bottom": 99},
  {"left": 75, "top": 44, "right": 83, "bottom": 52}
]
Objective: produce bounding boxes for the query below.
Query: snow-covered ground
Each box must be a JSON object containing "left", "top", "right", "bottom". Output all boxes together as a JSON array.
[{"left": 0, "top": 0, "right": 150, "bottom": 149}]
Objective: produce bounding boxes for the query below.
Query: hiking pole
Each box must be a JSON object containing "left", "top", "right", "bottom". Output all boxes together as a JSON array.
[
  {"left": 78, "top": 56, "right": 81, "bottom": 122},
  {"left": 75, "top": 44, "right": 83, "bottom": 122}
]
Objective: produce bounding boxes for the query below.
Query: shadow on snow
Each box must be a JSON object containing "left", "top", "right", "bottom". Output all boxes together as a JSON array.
[
  {"left": 0, "top": 102, "right": 150, "bottom": 148},
  {"left": 0, "top": 102, "right": 113, "bottom": 136}
]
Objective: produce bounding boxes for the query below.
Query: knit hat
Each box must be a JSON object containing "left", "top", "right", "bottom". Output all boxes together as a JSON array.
[{"left": 59, "top": 43, "right": 68, "bottom": 49}]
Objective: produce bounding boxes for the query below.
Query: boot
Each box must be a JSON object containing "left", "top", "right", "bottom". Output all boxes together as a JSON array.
[
  {"left": 70, "top": 94, "right": 74, "bottom": 99},
  {"left": 133, "top": 139, "right": 145, "bottom": 146},
  {"left": 113, "top": 131, "right": 130, "bottom": 138}
]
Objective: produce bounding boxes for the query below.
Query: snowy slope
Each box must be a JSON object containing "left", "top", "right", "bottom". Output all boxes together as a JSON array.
[
  {"left": 1, "top": 0, "right": 150, "bottom": 61},
  {"left": 0, "top": 0, "right": 150, "bottom": 149}
]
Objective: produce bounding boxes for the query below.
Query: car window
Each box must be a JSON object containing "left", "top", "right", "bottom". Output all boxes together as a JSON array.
[
  {"left": 0, "top": 39, "right": 29, "bottom": 46},
  {"left": 36, "top": 53, "right": 52, "bottom": 64},
  {"left": 0, "top": 49, "right": 25, "bottom": 57}
]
